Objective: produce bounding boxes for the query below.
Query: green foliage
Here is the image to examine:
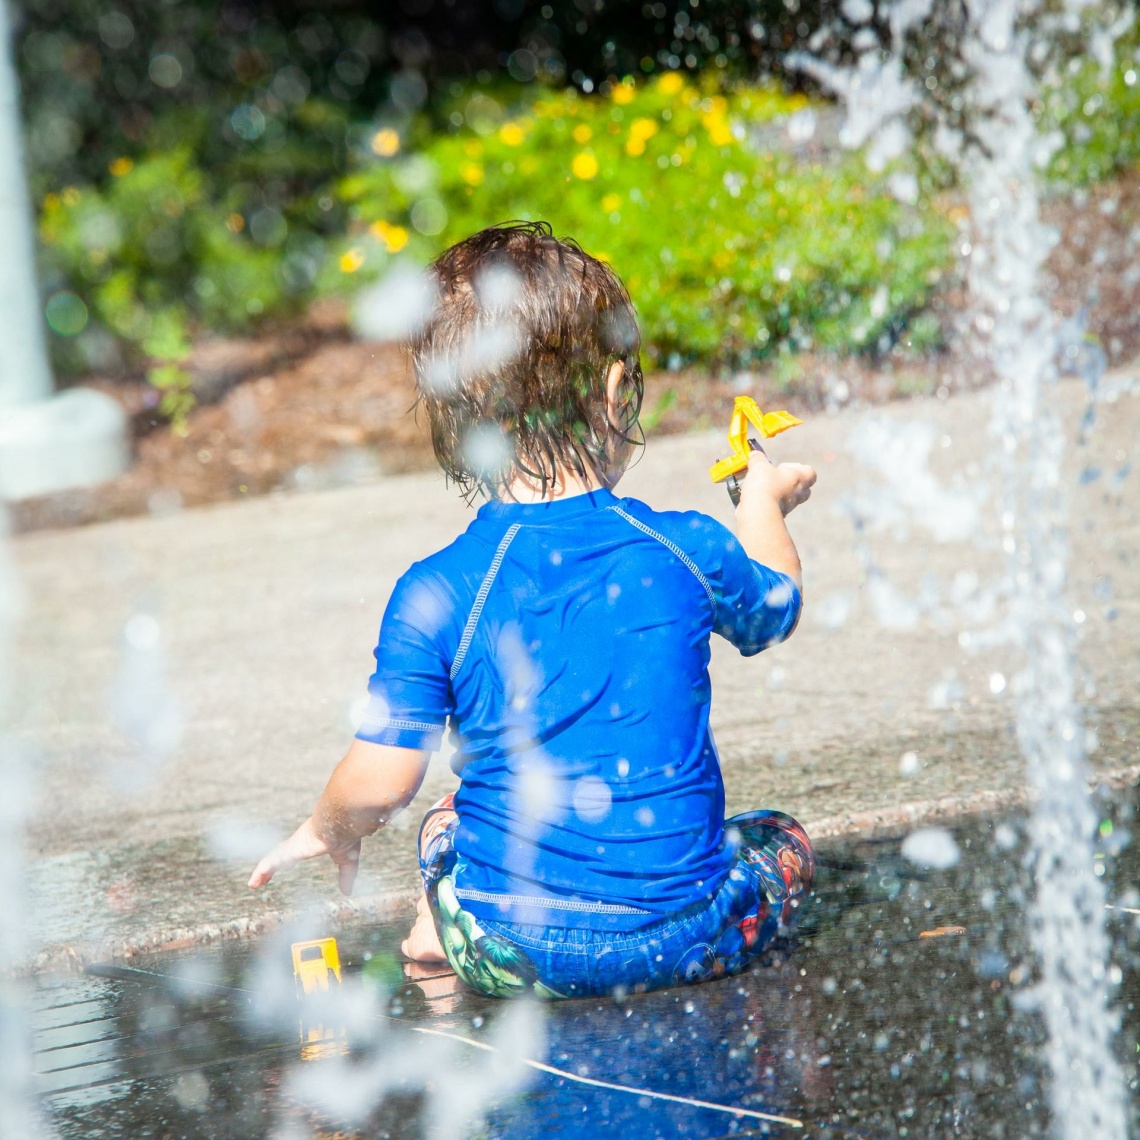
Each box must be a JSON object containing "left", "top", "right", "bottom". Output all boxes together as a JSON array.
[
  {"left": 903, "top": 310, "right": 944, "bottom": 353},
  {"left": 140, "top": 310, "right": 194, "bottom": 433},
  {"left": 336, "top": 74, "right": 954, "bottom": 366},
  {"left": 640, "top": 387, "right": 677, "bottom": 433},
  {"left": 1041, "top": 30, "right": 1140, "bottom": 185},
  {"left": 38, "top": 143, "right": 320, "bottom": 404},
  {"left": 40, "top": 147, "right": 303, "bottom": 332},
  {"left": 33, "top": 30, "right": 1136, "bottom": 409}
]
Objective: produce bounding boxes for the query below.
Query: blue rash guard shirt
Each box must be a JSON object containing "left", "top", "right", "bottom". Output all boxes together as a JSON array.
[{"left": 355, "top": 487, "right": 801, "bottom": 931}]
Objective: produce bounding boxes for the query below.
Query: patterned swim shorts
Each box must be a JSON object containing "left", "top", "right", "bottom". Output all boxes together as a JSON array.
[{"left": 416, "top": 795, "right": 815, "bottom": 1000}]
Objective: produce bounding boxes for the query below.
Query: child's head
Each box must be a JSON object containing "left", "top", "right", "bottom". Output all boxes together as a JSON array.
[{"left": 409, "top": 221, "right": 643, "bottom": 498}]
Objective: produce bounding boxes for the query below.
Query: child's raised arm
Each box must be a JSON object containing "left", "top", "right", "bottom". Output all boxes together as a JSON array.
[
  {"left": 733, "top": 450, "right": 816, "bottom": 592},
  {"left": 248, "top": 740, "right": 429, "bottom": 895}
]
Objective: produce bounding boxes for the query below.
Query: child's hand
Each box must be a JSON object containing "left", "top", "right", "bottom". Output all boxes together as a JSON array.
[
  {"left": 733, "top": 450, "right": 815, "bottom": 590},
  {"left": 248, "top": 815, "right": 363, "bottom": 896},
  {"left": 740, "top": 450, "right": 816, "bottom": 517}
]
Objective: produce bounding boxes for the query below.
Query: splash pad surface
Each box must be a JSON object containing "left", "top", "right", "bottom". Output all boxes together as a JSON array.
[{"left": 34, "top": 798, "right": 1140, "bottom": 1139}]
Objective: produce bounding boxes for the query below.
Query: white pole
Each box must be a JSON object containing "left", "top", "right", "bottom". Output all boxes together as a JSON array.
[
  {"left": 0, "top": 0, "right": 53, "bottom": 407},
  {"left": 0, "top": 0, "right": 127, "bottom": 500}
]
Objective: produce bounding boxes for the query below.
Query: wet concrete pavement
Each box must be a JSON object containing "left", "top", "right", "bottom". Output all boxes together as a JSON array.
[
  {"left": 30, "top": 802, "right": 1140, "bottom": 1138},
  {"left": 10, "top": 369, "right": 1140, "bottom": 969}
]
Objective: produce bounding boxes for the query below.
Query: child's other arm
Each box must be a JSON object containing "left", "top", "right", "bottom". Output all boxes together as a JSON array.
[
  {"left": 248, "top": 739, "right": 428, "bottom": 895},
  {"left": 733, "top": 450, "right": 815, "bottom": 592}
]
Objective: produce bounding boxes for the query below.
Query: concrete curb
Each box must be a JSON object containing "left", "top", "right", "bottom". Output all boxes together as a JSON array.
[
  {"left": 805, "top": 762, "right": 1140, "bottom": 840},
  {"left": 24, "top": 890, "right": 420, "bottom": 980},
  {"left": 22, "top": 763, "right": 1140, "bottom": 979}
]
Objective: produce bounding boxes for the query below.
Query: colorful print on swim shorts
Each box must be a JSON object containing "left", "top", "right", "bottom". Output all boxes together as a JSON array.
[
  {"left": 418, "top": 794, "right": 563, "bottom": 999},
  {"left": 415, "top": 799, "right": 814, "bottom": 1000}
]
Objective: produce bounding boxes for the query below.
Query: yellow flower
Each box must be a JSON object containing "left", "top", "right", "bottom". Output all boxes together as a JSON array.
[
  {"left": 572, "top": 123, "right": 592, "bottom": 144},
  {"left": 225, "top": 213, "right": 245, "bottom": 234},
  {"left": 700, "top": 101, "right": 734, "bottom": 147},
  {"left": 499, "top": 122, "right": 525, "bottom": 146},
  {"left": 705, "top": 118, "right": 735, "bottom": 146},
  {"left": 61, "top": 187, "right": 81, "bottom": 206},
  {"left": 594, "top": 251, "right": 612, "bottom": 264},
  {"left": 656, "top": 72, "right": 684, "bottom": 95},
  {"left": 371, "top": 129, "right": 400, "bottom": 158},
  {"left": 339, "top": 248, "right": 365, "bottom": 273},
  {"left": 625, "top": 117, "right": 658, "bottom": 156},
  {"left": 462, "top": 162, "right": 484, "bottom": 186},
  {"left": 572, "top": 151, "right": 599, "bottom": 180},
  {"left": 611, "top": 82, "right": 635, "bottom": 105},
  {"left": 43, "top": 192, "right": 61, "bottom": 211},
  {"left": 369, "top": 220, "right": 409, "bottom": 253},
  {"left": 464, "top": 139, "right": 484, "bottom": 157},
  {"left": 109, "top": 157, "right": 134, "bottom": 177},
  {"left": 601, "top": 193, "right": 621, "bottom": 212}
]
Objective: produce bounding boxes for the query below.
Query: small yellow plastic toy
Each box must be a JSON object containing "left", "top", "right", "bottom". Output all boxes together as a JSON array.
[
  {"left": 292, "top": 937, "right": 347, "bottom": 1061},
  {"left": 291, "top": 937, "right": 342, "bottom": 995},
  {"left": 709, "top": 396, "right": 803, "bottom": 505}
]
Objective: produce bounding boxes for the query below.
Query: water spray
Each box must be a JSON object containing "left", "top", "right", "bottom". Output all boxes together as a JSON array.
[{"left": 795, "top": 1, "right": 1130, "bottom": 1133}]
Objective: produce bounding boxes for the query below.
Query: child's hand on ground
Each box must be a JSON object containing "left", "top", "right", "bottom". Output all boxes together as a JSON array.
[
  {"left": 247, "top": 742, "right": 429, "bottom": 897},
  {"left": 248, "top": 815, "right": 362, "bottom": 895},
  {"left": 740, "top": 450, "right": 816, "bottom": 517}
]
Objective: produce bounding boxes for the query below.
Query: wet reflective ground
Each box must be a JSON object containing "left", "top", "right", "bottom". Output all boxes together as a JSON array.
[{"left": 35, "top": 790, "right": 1140, "bottom": 1138}]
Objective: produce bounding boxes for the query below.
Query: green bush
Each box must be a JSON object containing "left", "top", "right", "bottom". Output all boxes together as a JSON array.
[
  {"left": 1042, "top": 29, "right": 1140, "bottom": 186},
  {"left": 335, "top": 73, "right": 954, "bottom": 367},
  {"left": 41, "top": 148, "right": 292, "bottom": 333},
  {"left": 39, "top": 145, "right": 312, "bottom": 428},
  {"left": 48, "top": 38, "right": 1140, "bottom": 408}
]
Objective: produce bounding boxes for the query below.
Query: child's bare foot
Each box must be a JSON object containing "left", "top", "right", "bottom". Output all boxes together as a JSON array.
[{"left": 400, "top": 893, "right": 447, "bottom": 962}]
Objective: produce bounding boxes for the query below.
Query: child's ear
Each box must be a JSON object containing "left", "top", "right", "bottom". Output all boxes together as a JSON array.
[{"left": 605, "top": 360, "right": 626, "bottom": 427}]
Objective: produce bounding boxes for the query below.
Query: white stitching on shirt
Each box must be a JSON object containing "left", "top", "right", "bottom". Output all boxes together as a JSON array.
[
  {"left": 359, "top": 716, "right": 442, "bottom": 735},
  {"left": 450, "top": 523, "right": 522, "bottom": 681},
  {"left": 454, "top": 887, "right": 649, "bottom": 914},
  {"left": 608, "top": 506, "right": 716, "bottom": 609}
]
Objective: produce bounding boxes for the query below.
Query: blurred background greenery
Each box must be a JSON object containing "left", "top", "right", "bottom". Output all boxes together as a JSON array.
[{"left": 14, "top": 0, "right": 1140, "bottom": 429}]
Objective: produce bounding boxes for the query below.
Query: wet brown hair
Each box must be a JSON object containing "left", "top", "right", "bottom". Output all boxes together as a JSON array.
[{"left": 409, "top": 221, "right": 644, "bottom": 499}]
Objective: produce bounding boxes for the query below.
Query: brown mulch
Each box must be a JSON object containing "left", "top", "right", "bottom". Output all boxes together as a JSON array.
[
  {"left": 10, "top": 175, "right": 1138, "bottom": 536},
  {"left": 1042, "top": 176, "right": 1140, "bottom": 364}
]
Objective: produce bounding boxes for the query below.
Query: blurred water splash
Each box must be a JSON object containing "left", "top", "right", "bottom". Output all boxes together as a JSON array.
[
  {"left": 797, "top": 0, "right": 1129, "bottom": 1133},
  {"left": 962, "top": 5, "right": 1128, "bottom": 1132},
  {"left": 109, "top": 609, "right": 182, "bottom": 791},
  {"left": 0, "top": 524, "right": 51, "bottom": 1137},
  {"left": 236, "top": 929, "right": 547, "bottom": 1136}
]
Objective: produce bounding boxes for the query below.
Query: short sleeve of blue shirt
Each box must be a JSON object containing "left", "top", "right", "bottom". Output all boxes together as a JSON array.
[
  {"left": 355, "top": 568, "right": 456, "bottom": 751},
  {"left": 686, "top": 514, "right": 802, "bottom": 655}
]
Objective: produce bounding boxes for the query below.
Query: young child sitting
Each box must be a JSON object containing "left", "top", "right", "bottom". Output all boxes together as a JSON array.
[{"left": 249, "top": 221, "right": 817, "bottom": 999}]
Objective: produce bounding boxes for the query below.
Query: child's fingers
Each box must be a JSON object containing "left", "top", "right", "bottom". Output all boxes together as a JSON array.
[
  {"left": 248, "top": 816, "right": 331, "bottom": 889},
  {"left": 247, "top": 857, "right": 275, "bottom": 889},
  {"left": 247, "top": 844, "right": 295, "bottom": 889},
  {"left": 335, "top": 841, "right": 361, "bottom": 896}
]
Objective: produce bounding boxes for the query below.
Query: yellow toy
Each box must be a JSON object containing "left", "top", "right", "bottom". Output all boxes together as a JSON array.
[
  {"left": 292, "top": 937, "right": 347, "bottom": 1061},
  {"left": 709, "top": 396, "right": 803, "bottom": 506},
  {"left": 291, "top": 937, "right": 342, "bottom": 995}
]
